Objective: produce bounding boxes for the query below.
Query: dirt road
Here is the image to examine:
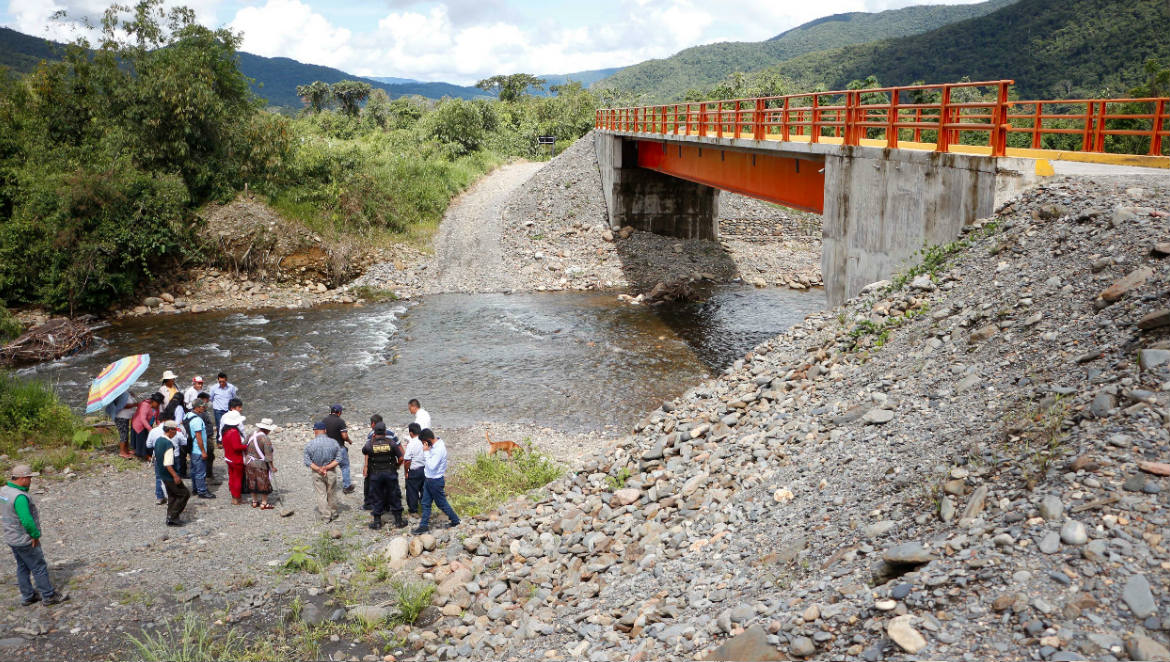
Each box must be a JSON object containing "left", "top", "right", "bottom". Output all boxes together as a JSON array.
[{"left": 429, "top": 161, "right": 545, "bottom": 293}]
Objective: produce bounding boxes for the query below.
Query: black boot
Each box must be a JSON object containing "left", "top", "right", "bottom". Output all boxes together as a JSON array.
[
  {"left": 368, "top": 516, "right": 383, "bottom": 530},
  {"left": 394, "top": 514, "right": 407, "bottom": 528}
]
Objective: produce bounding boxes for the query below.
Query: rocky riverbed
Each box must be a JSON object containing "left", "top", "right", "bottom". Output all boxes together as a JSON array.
[{"left": 8, "top": 175, "right": 1168, "bottom": 660}]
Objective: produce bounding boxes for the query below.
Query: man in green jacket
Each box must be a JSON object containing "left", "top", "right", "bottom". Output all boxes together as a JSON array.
[{"left": 1, "top": 464, "right": 68, "bottom": 606}]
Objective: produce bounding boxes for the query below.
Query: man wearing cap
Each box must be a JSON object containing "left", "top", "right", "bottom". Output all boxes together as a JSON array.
[
  {"left": 362, "top": 422, "right": 406, "bottom": 530},
  {"left": 304, "top": 422, "right": 343, "bottom": 522},
  {"left": 323, "top": 405, "right": 354, "bottom": 495},
  {"left": 147, "top": 417, "right": 186, "bottom": 504},
  {"left": 183, "top": 376, "right": 205, "bottom": 410},
  {"left": 1, "top": 465, "right": 68, "bottom": 606},
  {"left": 154, "top": 422, "right": 190, "bottom": 526}
]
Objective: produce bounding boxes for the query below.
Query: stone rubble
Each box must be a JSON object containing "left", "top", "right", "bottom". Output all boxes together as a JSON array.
[{"left": 348, "top": 176, "right": 1170, "bottom": 661}]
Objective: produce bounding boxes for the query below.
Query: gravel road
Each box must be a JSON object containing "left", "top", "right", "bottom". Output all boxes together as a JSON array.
[{"left": 429, "top": 161, "right": 545, "bottom": 293}]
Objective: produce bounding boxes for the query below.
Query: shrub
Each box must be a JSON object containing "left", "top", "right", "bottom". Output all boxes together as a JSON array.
[
  {"left": 0, "top": 371, "right": 78, "bottom": 457},
  {"left": 0, "top": 305, "right": 21, "bottom": 344}
]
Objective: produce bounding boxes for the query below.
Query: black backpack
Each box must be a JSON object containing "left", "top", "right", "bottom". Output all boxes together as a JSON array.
[{"left": 161, "top": 393, "right": 183, "bottom": 422}]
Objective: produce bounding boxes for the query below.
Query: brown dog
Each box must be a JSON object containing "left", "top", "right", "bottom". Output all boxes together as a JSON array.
[{"left": 486, "top": 431, "right": 523, "bottom": 458}]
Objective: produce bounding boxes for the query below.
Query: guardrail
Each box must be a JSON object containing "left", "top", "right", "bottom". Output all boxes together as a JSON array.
[{"left": 596, "top": 80, "right": 1170, "bottom": 159}]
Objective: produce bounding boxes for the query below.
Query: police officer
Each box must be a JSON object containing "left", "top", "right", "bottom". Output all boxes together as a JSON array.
[{"left": 362, "top": 422, "right": 406, "bottom": 530}]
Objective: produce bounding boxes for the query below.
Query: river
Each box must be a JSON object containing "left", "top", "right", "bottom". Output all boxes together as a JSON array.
[{"left": 22, "top": 286, "right": 823, "bottom": 433}]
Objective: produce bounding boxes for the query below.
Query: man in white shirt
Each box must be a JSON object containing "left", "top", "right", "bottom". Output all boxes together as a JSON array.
[
  {"left": 183, "top": 376, "right": 204, "bottom": 409},
  {"left": 408, "top": 399, "right": 431, "bottom": 431},
  {"left": 147, "top": 418, "right": 187, "bottom": 504},
  {"left": 411, "top": 429, "right": 460, "bottom": 534},
  {"left": 401, "top": 423, "right": 425, "bottom": 514}
]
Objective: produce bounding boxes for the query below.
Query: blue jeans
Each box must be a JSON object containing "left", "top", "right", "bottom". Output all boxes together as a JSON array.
[
  {"left": 190, "top": 454, "right": 208, "bottom": 495},
  {"left": 10, "top": 543, "right": 55, "bottom": 601},
  {"left": 213, "top": 409, "right": 227, "bottom": 430},
  {"left": 338, "top": 445, "right": 351, "bottom": 489},
  {"left": 155, "top": 477, "right": 165, "bottom": 500},
  {"left": 419, "top": 476, "right": 459, "bottom": 529}
]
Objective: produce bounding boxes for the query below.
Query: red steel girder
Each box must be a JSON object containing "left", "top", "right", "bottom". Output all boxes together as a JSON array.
[{"left": 634, "top": 140, "right": 825, "bottom": 214}]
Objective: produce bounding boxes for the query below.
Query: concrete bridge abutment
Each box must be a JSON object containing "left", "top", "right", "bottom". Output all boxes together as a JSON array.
[
  {"left": 822, "top": 147, "right": 1038, "bottom": 305},
  {"left": 595, "top": 134, "right": 720, "bottom": 240}
]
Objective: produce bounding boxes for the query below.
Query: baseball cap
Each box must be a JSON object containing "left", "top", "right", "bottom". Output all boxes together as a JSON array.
[
  {"left": 162, "top": 420, "right": 179, "bottom": 430},
  {"left": 373, "top": 422, "right": 387, "bottom": 435},
  {"left": 313, "top": 421, "right": 327, "bottom": 430},
  {"left": 330, "top": 404, "right": 344, "bottom": 414},
  {"left": 193, "top": 376, "right": 204, "bottom": 383},
  {"left": 10, "top": 464, "right": 40, "bottom": 478}
]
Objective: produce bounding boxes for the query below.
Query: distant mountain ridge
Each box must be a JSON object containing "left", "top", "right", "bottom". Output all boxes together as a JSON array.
[
  {"left": 595, "top": 0, "right": 1020, "bottom": 101},
  {"left": 761, "top": 0, "right": 1170, "bottom": 99},
  {"left": 0, "top": 26, "right": 492, "bottom": 106}
]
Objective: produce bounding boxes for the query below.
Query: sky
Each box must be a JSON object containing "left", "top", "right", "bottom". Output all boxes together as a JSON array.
[{"left": 3, "top": 0, "right": 988, "bottom": 84}]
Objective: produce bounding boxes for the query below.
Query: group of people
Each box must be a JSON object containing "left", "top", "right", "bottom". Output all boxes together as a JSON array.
[
  {"left": 5, "top": 376, "right": 462, "bottom": 609},
  {"left": 105, "top": 371, "right": 279, "bottom": 526},
  {"left": 304, "top": 399, "right": 460, "bottom": 534}
]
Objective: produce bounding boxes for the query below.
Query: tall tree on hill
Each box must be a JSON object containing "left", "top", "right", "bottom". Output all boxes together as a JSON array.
[
  {"left": 296, "top": 81, "right": 332, "bottom": 113},
  {"left": 475, "top": 74, "right": 546, "bottom": 102},
  {"left": 331, "top": 80, "right": 372, "bottom": 117}
]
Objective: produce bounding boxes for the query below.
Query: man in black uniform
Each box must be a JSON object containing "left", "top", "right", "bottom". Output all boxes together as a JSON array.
[{"left": 362, "top": 422, "right": 406, "bottom": 530}]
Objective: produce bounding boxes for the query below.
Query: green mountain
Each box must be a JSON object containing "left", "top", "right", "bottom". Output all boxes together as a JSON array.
[
  {"left": 595, "top": 0, "right": 1019, "bottom": 101},
  {"left": 0, "top": 26, "right": 490, "bottom": 106},
  {"left": 767, "top": 0, "right": 1170, "bottom": 99}
]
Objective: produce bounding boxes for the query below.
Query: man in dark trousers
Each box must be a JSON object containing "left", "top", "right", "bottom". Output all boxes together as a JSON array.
[
  {"left": 323, "top": 404, "right": 354, "bottom": 494},
  {"left": 362, "top": 422, "right": 406, "bottom": 529},
  {"left": 2, "top": 464, "right": 68, "bottom": 606},
  {"left": 402, "top": 422, "right": 425, "bottom": 514},
  {"left": 155, "top": 421, "right": 191, "bottom": 526},
  {"left": 362, "top": 414, "right": 384, "bottom": 511}
]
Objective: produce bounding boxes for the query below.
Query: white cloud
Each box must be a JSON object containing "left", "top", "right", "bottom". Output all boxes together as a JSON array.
[
  {"left": 6, "top": 0, "right": 223, "bottom": 42},
  {"left": 229, "top": 0, "right": 355, "bottom": 70}
]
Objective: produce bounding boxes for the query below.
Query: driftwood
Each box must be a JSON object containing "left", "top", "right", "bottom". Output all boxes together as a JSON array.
[
  {"left": 0, "top": 318, "right": 95, "bottom": 366},
  {"left": 644, "top": 280, "right": 698, "bottom": 304}
]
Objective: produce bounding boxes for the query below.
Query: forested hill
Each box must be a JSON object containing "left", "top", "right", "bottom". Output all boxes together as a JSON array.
[
  {"left": 0, "top": 26, "right": 490, "bottom": 106},
  {"left": 769, "top": 0, "right": 1170, "bottom": 99},
  {"left": 594, "top": 0, "right": 1019, "bottom": 101}
]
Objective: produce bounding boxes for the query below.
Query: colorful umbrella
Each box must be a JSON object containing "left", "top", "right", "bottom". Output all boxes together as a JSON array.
[{"left": 85, "top": 354, "right": 150, "bottom": 413}]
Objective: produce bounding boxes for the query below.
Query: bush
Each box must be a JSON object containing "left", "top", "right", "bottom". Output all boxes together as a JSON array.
[
  {"left": 447, "top": 444, "right": 564, "bottom": 517},
  {"left": 0, "top": 371, "right": 78, "bottom": 457},
  {"left": 0, "top": 305, "right": 21, "bottom": 344}
]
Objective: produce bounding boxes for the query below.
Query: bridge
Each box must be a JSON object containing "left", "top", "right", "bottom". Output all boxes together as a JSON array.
[{"left": 593, "top": 80, "right": 1169, "bottom": 304}]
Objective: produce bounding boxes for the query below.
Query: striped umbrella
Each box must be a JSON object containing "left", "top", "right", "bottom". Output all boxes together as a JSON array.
[{"left": 85, "top": 354, "right": 150, "bottom": 414}]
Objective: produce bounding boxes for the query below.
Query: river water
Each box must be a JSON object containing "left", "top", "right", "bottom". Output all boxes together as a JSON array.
[{"left": 22, "top": 287, "right": 823, "bottom": 433}]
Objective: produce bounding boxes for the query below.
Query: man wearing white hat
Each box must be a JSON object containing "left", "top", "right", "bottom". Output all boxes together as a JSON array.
[
  {"left": 160, "top": 370, "right": 179, "bottom": 404},
  {"left": 1, "top": 465, "right": 68, "bottom": 605}
]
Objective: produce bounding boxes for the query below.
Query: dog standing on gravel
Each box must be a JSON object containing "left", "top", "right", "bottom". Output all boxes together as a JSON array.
[{"left": 486, "top": 432, "right": 523, "bottom": 459}]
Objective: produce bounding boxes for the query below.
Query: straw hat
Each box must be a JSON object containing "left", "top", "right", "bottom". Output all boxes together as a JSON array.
[
  {"left": 221, "top": 410, "right": 246, "bottom": 427},
  {"left": 161, "top": 370, "right": 178, "bottom": 381},
  {"left": 256, "top": 418, "right": 278, "bottom": 432}
]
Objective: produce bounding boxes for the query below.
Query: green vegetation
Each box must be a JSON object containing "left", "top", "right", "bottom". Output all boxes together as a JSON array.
[
  {"left": 596, "top": 0, "right": 1019, "bottom": 101},
  {"left": 0, "top": 304, "right": 21, "bottom": 343},
  {"left": 761, "top": 0, "right": 1170, "bottom": 100},
  {"left": 391, "top": 578, "right": 437, "bottom": 624},
  {"left": 606, "top": 466, "right": 633, "bottom": 490},
  {"left": 126, "top": 612, "right": 245, "bottom": 661},
  {"left": 0, "top": 371, "right": 78, "bottom": 459},
  {"left": 282, "top": 531, "right": 349, "bottom": 574},
  {"left": 447, "top": 444, "right": 564, "bottom": 517},
  {"left": 0, "top": 1, "right": 599, "bottom": 314}
]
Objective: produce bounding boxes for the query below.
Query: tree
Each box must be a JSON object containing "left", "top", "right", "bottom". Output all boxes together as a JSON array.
[
  {"left": 362, "top": 88, "right": 392, "bottom": 129},
  {"left": 331, "top": 80, "right": 372, "bottom": 117},
  {"left": 475, "top": 73, "right": 546, "bottom": 102},
  {"left": 297, "top": 81, "right": 332, "bottom": 113}
]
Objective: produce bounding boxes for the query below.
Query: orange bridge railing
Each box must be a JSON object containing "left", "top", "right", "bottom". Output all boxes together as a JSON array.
[{"left": 596, "top": 80, "right": 1170, "bottom": 161}]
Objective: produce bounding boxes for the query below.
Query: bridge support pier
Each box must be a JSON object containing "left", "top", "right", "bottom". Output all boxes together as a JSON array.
[
  {"left": 822, "top": 148, "right": 1038, "bottom": 306},
  {"left": 595, "top": 135, "right": 720, "bottom": 240}
]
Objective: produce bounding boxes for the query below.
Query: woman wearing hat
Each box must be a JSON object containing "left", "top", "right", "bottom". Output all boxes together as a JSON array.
[
  {"left": 245, "top": 419, "right": 278, "bottom": 509},
  {"left": 220, "top": 411, "right": 248, "bottom": 505},
  {"left": 160, "top": 370, "right": 179, "bottom": 404}
]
